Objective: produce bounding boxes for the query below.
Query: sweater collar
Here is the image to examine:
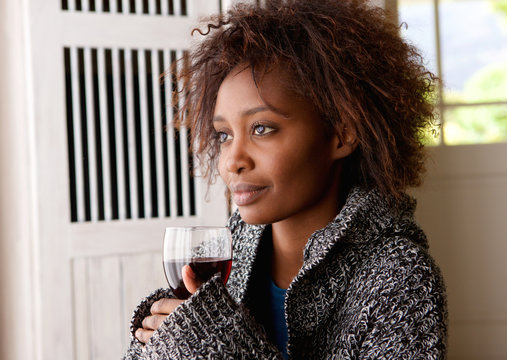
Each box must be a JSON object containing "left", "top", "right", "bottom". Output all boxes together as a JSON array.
[
  {"left": 227, "top": 186, "right": 424, "bottom": 303},
  {"left": 301, "top": 186, "right": 424, "bottom": 269}
]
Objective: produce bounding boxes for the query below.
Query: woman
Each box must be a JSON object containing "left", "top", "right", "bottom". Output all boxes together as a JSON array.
[{"left": 124, "top": 0, "right": 447, "bottom": 358}]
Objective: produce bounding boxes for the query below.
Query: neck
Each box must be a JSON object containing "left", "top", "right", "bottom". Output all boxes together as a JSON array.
[{"left": 270, "top": 164, "right": 345, "bottom": 289}]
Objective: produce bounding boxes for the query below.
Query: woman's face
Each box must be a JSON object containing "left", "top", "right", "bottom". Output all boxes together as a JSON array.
[{"left": 213, "top": 66, "right": 346, "bottom": 225}]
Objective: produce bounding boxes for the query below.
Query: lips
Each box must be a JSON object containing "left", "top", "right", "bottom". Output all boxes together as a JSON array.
[{"left": 229, "top": 183, "right": 268, "bottom": 206}]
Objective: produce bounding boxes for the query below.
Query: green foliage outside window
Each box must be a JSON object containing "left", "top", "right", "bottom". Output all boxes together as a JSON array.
[
  {"left": 444, "top": 64, "right": 507, "bottom": 145},
  {"left": 492, "top": 0, "right": 507, "bottom": 22},
  {"left": 442, "top": 1, "right": 507, "bottom": 145}
]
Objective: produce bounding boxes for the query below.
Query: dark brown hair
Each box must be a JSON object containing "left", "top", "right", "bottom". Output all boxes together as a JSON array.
[{"left": 175, "top": 0, "right": 438, "bottom": 199}]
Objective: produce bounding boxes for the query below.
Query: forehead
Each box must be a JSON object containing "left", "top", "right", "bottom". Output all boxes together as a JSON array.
[
  {"left": 215, "top": 64, "right": 308, "bottom": 116},
  {"left": 218, "top": 66, "right": 265, "bottom": 106}
]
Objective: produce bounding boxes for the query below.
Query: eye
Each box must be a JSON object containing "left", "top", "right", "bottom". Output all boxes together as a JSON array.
[
  {"left": 216, "top": 131, "right": 232, "bottom": 144},
  {"left": 253, "top": 124, "right": 276, "bottom": 136}
]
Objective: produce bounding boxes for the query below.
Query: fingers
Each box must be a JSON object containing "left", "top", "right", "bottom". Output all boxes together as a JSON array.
[
  {"left": 142, "top": 314, "right": 168, "bottom": 330},
  {"left": 182, "top": 265, "right": 203, "bottom": 295},
  {"left": 135, "top": 298, "right": 184, "bottom": 345},
  {"left": 150, "top": 298, "right": 184, "bottom": 315},
  {"left": 135, "top": 328, "right": 154, "bottom": 345},
  {"left": 135, "top": 314, "right": 165, "bottom": 345}
]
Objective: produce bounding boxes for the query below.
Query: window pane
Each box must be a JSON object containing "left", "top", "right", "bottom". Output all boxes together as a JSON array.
[
  {"left": 440, "top": 0, "right": 507, "bottom": 104},
  {"left": 399, "top": 0, "right": 438, "bottom": 76},
  {"left": 444, "top": 104, "right": 507, "bottom": 145},
  {"left": 399, "top": 0, "right": 442, "bottom": 146}
]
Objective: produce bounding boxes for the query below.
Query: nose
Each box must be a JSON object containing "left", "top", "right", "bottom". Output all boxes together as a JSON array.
[{"left": 223, "top": 137, "right": 254, "bottom": 175}]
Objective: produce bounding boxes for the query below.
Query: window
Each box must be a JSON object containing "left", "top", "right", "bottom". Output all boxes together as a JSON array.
[{"left": 397, "top": 0, "right": 507, "bottom": 145}]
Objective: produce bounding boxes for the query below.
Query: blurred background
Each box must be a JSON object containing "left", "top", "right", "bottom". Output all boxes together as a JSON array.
[{"left": 0, "top": 0, "right": 506, "bottom": 359}]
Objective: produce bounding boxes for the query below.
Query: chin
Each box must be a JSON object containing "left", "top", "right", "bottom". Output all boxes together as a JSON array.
[
  {"left": 237, "top": 207, "right": 271, "bottom": 225},
  {"left": 238, "top": 211, "right": 268, "bottom": 225},
  {"left": 237, "top": 207, "right": 286, "bottom": 226}
]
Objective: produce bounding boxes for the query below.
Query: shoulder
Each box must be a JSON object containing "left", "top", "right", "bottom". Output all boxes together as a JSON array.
[
  {"left": 346, "top": 233, "right": 448, "bottom": 336},
  {"left": 336, "top": 187, "right": 443, "bottom": 296},
  {"left": 348, "top": 236, "right": 448, "bottom": 357},
  {"left": 355, "top": 234, "right": 445, "bottom": 298}
]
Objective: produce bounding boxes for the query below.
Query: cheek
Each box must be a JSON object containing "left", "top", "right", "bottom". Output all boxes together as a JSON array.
[
  {"left": 266, "top": 155, "right": 313, "bottom": 191},
  {"left": 275, "top": 140, "right": 329, "bottom": 172},
  {"left": 273, "top": 146, "right": 334, "bottom": 190},
  {"left": 217, "top": 153, "right": 227, "bottom": 180}
]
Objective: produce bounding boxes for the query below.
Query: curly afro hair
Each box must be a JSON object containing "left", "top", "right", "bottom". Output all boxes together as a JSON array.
[{"left": 174, "top": 0, "right": 438, "bottom": 199}]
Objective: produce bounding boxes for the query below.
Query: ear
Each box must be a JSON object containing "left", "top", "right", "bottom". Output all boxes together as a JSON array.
[{"left": 331, "top": 126, "right": 358, "bottom": 160}]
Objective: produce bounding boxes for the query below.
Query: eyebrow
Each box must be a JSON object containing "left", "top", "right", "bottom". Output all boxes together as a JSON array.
[{"left": 213, "top": 105, "right": 287, "bottom": 122}]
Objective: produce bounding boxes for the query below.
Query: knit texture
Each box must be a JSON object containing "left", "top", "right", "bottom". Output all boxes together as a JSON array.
[{"left": 123, "top": 187, "right": 448, "bottom": 359}]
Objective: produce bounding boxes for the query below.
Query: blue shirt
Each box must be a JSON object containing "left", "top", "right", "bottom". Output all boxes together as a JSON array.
[{"left": 269, "top": 279, "right": 288, "bottom": 359}]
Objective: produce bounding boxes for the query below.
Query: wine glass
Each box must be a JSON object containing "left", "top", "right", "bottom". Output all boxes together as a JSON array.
[{"left": 163, "top": 226, "right": 233, "bottom": 299}]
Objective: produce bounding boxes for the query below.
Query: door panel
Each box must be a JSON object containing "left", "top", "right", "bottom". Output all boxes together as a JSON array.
[{"left": 27, "top": 1, "right": 226, "bottom": 358}]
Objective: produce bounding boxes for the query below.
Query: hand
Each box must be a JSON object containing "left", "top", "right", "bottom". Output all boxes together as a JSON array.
[{"left": 135, "top": 265, "right": 203, "bottom": 345}]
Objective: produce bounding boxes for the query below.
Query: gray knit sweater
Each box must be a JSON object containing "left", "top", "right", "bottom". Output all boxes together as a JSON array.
[{"left": 123, "top": 187, "right": 447, "bottom": 359}]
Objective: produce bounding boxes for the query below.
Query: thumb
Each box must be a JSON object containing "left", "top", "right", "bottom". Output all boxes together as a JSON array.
[{"left": 182, "top": 265, "right": 203, "bottom": 295}]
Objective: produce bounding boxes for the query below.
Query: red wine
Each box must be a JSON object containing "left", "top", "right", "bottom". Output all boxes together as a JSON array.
[{"left": 163, "top": 257, "right": 232, "bottom": 299}]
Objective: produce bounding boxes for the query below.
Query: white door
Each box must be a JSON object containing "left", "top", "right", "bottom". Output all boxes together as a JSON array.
[{"left": 24, "top": 1, "right": 226, "bottom": 359}]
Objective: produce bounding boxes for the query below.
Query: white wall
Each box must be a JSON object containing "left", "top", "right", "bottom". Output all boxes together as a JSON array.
[
  {"left": 414, "top": 143, "right": 507, "bottom": 360},
  {"left": 0, "top": 0, "right": 39, "bottom": 359}
]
